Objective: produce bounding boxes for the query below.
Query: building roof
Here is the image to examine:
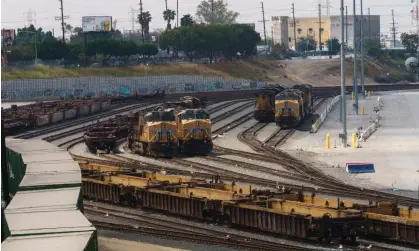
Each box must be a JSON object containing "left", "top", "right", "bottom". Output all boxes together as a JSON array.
[
  {"left": 1, "top": 231, "right": 94, "bottom": 251},
  {"left": 5, "top": 210, "right": 95, "bottom": 236},
  {"left": 5, "top": 187, "right": 81, "bottom": 213}
]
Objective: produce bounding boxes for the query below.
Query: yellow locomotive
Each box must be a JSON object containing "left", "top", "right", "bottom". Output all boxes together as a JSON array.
[
  {"left": 128, "top": 109, "right": 178, "bottom": 157},
  {"left": 293, "top": 84, "right": 313, "bottom": 116},
  {"left": 254, "top": 85, "right": 285, "bottom": 122},
  {"left": 176, "top": 109, "right": 213, "bottom": 155},
  {"left": 274, "top": 89, "right": 305, "bottom": 128}
]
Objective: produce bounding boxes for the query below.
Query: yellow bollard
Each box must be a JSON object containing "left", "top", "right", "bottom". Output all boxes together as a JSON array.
[
  {"left": 367, "top": 91, "right": 371, "bottom": 100},
  {"left": 351, "top": 92, "right": 354, "bottom": 100},
  {"left": 326, "top": 134, "right": 331, "bottom": 149},
  {"left": 352, "top": 133, "right": 357, "bottom": 148},
  {"left": 361, "top": 104, "right": 365, "bottom": 115}
]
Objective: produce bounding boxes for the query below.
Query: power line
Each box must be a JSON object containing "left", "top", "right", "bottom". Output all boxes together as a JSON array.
[
  {"left": 345, "top": 5, "right": 348, "bottom": 47},
  {"left": 391, "top": 9, "right": 398, "bottom": 48},
  {"left": 292, "top": 3, "right": 297, "bottom": 51},
  {"left": 320, "top": 3, "right": 323, "bottom": 49},
  {"left": 261, "top": 1, "right": 267, "bottom": 46}
]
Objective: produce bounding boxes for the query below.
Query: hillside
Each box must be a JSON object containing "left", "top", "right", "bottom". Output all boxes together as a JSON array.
[
  {"left": 1, "top": 62, "right": 273, "bottom": 81},
  {"left": 2, "top": 59, "right": 387, "bottom": 87}
]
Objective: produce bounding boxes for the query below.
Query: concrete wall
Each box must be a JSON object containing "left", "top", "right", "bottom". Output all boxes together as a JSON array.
[{"left": 1, "top": 75, "right": 267, "bottom": 102}]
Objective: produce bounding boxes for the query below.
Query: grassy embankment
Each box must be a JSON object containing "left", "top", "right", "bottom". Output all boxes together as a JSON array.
[{"left": 1, "top": 61, "right": 274, "bottom": 81}]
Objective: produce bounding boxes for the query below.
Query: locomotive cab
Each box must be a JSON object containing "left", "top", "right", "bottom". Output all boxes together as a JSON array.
[{"left": 177, "top": 109, "right": 213, "bottom": 155}]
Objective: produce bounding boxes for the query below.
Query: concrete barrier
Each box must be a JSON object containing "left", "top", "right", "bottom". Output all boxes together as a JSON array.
[
  {"left": 311, "top": 95, "right": 341, "bottom": 133},
  {"left": 359, "top": 96, "right": 383, "bottom": 142}
]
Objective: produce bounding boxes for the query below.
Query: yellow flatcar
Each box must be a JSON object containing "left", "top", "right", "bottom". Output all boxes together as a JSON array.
[
  {"left": 274, "top": 89, "right": 304, "bottom": 128},
  {"left": 128, "top": 109, "right": 178, "bottom": 157}
]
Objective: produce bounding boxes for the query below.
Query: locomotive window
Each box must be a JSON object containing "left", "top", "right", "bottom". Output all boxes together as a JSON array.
[
  {"left": 145, "top": 112, "right": 161, "bottom": 122},
  {"left": 196, "top": 111, "right": 210, "bottom": 119},
  {"left": 161, "top": 112, "right": 175, "bottom": 121},
  {"left": 181, "top": 113, "right": 195, "bottom": 120}
]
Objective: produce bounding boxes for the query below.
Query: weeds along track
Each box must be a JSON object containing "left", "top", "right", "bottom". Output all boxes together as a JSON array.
[
  {"left": 234, "top": 122, "right": 419, "bottom": 207},
  {"left": 84, "top": 202, "right": 312, "bottom": 251}
]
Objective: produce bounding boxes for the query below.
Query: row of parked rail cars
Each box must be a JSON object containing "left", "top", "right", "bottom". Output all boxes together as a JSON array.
[
  {"left": 2, "top": 99, "right": 111, "bottom": 136},
  {"left": 80, "top": 162, "right": 419, "bottom": 245},
  {"left": 127, "top": 96, "right": 213, "bottom": 157},
  {"left": 83, "top": 115, "right": 131, "bottom": 154},
  {"left": 254, "top": 84, "right": 314, "bottom": 128}
]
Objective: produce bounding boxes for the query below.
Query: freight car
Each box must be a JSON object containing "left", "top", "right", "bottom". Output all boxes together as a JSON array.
[
  {"left": 81, "top": 173, "right": 361, "bottom": 243},
  {"left": 254, "top": 85, "right": 285, "bottom": 122},
  {"left": 80, "top": 168, "right": 419, "bottom": 245},
  {"left": 274, "top": 89, "right": 305, "bottom": 128},
  {"left": 84, "top": 115, "right": 131, "bottom": 154},
  {"left": 3, "top": 99, "right": 112, "bottom": 136},
  {"left": 127, "top": 109, "right": 178, "bottom": 157}
]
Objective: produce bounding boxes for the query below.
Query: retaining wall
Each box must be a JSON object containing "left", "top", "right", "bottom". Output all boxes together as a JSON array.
[{"left": 1, "top": 75, "right": 267, "bottom": 102}]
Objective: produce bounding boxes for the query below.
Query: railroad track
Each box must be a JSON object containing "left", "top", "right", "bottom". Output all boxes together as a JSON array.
[
  {"left": 235, "top": 122, "right": 419, "bottom": 207},
  {"left": 211, "top": 101, "right": 254, "bottom": 124},
  {"left": 84, "top": 202, "right": 314, "bottom": 251}
]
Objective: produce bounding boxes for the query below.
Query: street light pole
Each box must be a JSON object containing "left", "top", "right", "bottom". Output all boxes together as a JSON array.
[
  {"left": 340, "top": 0, "right": 347, "bottom": 146},
  {"left": 360, "top": 0, "right": 365, "bottom": 96},
  {"left": 353, "top": 0, "right": 359, "bottom": 113}
]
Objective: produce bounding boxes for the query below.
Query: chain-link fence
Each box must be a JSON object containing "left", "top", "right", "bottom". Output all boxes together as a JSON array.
[{"left": 1, "top": 75, "right": 267, "bottom": 102}]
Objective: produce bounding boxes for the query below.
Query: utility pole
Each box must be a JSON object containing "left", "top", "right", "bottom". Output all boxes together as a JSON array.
[
  {"left": 368, "top": 8, "right": 371, "bottom": 39},
  {"left": 59, "top": 0, "right": 65, "bottom": 43},
  {"left": 261, "top": 1, "right": 267, "bottom": 46},
  {"left": 211, "top": 0, "right": 214, "bottom": 24},
  {"left": 345, "top": 6, "right": 348, "bottom": 47},
  {"left": 353, "top": 0, "right": 358, "bottom": 112},
  {"left": 139, "top": 0, "right": 145, "bottom": 43},
  {"left": 391, "top": 10, "right": 397, "bottom": 48},
  {"left": 292, "top": 3, "right": 297, "bottom": 51},
  {"left": 340, "top": 0, "right": 347, "bottom": 146},
  {"left": 318, "top": 4, "right": 322, "bottom": 54},
  {"left": 416, "top": 0, "right": 419, "bottom": 82},
  {"left": 165, "top": 0, "right": 168, "bottom": 10},
  {"left": 176, "top": 0, "right": 179, "bottom": 27},
  {"left": 360, "top": 0, "right": 365, "bottom": 96}
]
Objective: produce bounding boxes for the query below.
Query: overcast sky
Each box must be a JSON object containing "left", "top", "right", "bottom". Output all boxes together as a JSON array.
[{"left": 1, "top": 0, "right": 417, "bottom": 38}]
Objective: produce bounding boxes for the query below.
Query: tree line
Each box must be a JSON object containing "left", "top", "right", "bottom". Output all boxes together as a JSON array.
[{"left": 159, "top": 24, "right": 261, "bottom": 62}]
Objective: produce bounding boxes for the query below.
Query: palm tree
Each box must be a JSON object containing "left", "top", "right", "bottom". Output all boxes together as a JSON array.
[
  {"left": 138, "top": 11, "right": 152, "bottom": 42},
  {"left": 65, "top": 23, "right": 73, "bottom": 36},
  {"left": 163, "top": 9, "right": 176, "bottom": 30}
]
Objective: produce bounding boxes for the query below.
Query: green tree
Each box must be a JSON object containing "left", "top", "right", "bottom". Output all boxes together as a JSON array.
[
  {"left": 15, "top": 25, "right": 55, "bottom": 45},
  {"left": 73, "top": 27, "right": 83, "bottom": 35},
  {"left": 400, "top": 33, "right": 419, "bottom": 54},
  {"left": 196, "top": 0, "right": 239, "bottom": 24},
  {"left": 160, "top": 24, "right": 260, "bottom": 62},
  {"left": 138, "top": 11, "right": 152, "bottom": 42},
  {"left": 163, "top": 9, "right": 176, "bottom": 30},
  {"left": 181, "top": 14, "right": 195, "bottom": 26},
  {"left": 326, "top": 38, "right": 340, "bottom": 53},
  {"left": 364, "top": 39, "right": 383, "bottom": 58},
  {"left": 138, "top": 43, "right": 158, "bottom": 57},
  {"left": 37, "top": 41, "right": 68, "bottom": 60},
  {"left": 65, "top": 24, "right": 73, "bottom": 36},
  {"left": 297, "top": 36, "right": 316, "bottom": 52}
]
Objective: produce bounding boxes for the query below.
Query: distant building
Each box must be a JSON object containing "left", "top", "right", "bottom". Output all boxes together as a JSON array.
[
  {"left": 380, "top": 35, "right": 402, "bottom": 48},
  {"left": 272, "top": 15, "right": 380, "bottom": 51}
]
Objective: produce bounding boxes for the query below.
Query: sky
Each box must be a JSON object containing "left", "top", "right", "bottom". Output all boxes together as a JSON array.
[{"left": 1, "top": 0, "right": 417, "bottom": 39}]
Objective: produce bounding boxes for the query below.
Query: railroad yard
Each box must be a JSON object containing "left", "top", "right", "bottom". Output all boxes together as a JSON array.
[{"left": 2, "top": 84, "right": 419, "bottom": 251}]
